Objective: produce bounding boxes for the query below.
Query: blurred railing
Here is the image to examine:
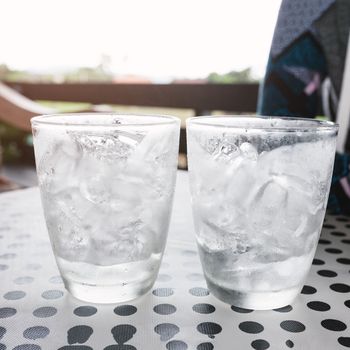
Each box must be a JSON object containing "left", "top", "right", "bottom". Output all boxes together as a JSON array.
[
  {"left": 5, "top": 82, "right": 259, "bottom": 167},
  {"left": 7, "top": 82, "right": 259, "bottom": 114}
]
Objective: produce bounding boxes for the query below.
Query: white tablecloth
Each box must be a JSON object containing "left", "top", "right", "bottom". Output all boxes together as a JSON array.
[{"left": 0, "top": 171, "right": 349, "bottom": 349}]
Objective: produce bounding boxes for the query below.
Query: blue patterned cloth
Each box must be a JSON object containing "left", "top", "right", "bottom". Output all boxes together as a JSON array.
[
  {"left": 258, "top": 34, "right": 328, "bottom": 118},
  {"left": 258, "top": 0, "right": 350, "bottom": 214},
  {"left": 271, "top": 0, "right": 335, "bottom": 57}
]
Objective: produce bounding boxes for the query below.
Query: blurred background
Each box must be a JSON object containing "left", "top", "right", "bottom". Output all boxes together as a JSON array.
[{"left": 0, "top": 0, "right": 281, "bottom": 188}]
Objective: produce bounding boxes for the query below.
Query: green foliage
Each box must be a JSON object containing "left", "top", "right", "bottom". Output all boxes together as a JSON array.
[
  {"left": 64, "top": 66, "right": 113, "bottom": 82},
  {"left": 207, "top": 68, "right": 258, "bottom": 84},
  {"left": 37, "top": 101, "right": 92, "bottom": 112},
  {"left": 0, "top": 64, "right": 55, "bottom": 82},
  {"left": 0, "top": 54, "right": 114, "bottom": 83},
  {"left": 0, "top": 123, "right": 30, "bottom": 163}
]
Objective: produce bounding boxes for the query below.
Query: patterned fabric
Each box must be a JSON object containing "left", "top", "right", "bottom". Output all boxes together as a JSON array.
[
  {"left": 315, "top": 0, "right": 350, "bottom": 94},
  {"left": 258, "top": 0, "right": 350, "bottom": 214},
  {"left": 258, "top": 33, "right": 328, "bottom": 118},
  {"left": 271, "top": 0, "right": 335, "bottom": 57},
  {"left": 328, "top": 153, "right": 350, "bottom": 214}
]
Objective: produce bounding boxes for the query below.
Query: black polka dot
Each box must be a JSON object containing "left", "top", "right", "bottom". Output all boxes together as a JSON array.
[
  {"left": 41, "top": 290, "right": 64, "bottom": 299},
  {"left": 26, "top": 264, "right": 42, "bottom": 271},
  {"left": 321, "top": 319, "right": 347, "bottom": 331},
  {"left": 38, "top": 241, "right": 50, "bottom": 247},
  {"left": 14, "top": 276, "right": 34, "bottom": 285},
  {"left": 286, "top": 340, "right": 294, "bottom": 348},
  {"left": 330, "top": 283, "right": 350, "bottom": 293},
  {"left": 186, "top": 273, "right": 204, "bottom": 281},
  {"left": 0, "top": 253, "right": 16, "bottom": 259},
  {"left": 319, "top": 239, "right": 331, "bottom": 245},
  {"left": 74, "top": 306, "right": 97, "bottom": 317},
  {"left": 189, "top": 287, "right": 209, "bottom": 296},
  {"left": 251, "top": 339, "right": 270, "bottom": 350},
  {"left": 345, "top": 300, "right": 350, "bottom": 309},
  {"left": 337, "top": 258, "right": 350, "bottom": 265},
  {"left": 153, "top": 288, "right": 174, "bottom": 297},
  {"left": 197, "top": 343, "right": 213, "bottom": 350},
  {"left": 182, "top": 250, "right": 197, "bottom": 257},
  {"left": 331, "top": 231, "right": 346, "bottom": 237},
  {"left": 0, "top": 327, "right": 6, "bottom": 339},
  {"left": 273, "top": 305, "right": 292, "bottom": 313},
  {"left": 68, "top": 325, "right": 93, "bottom": 344},
  {"left": 0, "top": 265, "right": 8, "bottom": 271},
  {"left": 110, "top": 324, "right": 136, "bottom": 344},
  {"left": 15, "top": 234, "right": 30, "bottom": 239},
  {"left": 231, "top": 305, "right": 253, "bottom": 313},
  {"left": 197, "top": 323, "right": 222, "bottom": 338},
  {"left": 338, "top": 337, "right": 350, "bottom": 347},
  {"left": 325, "top": 248, "right": 343, "bottom": 254},
  {"left": 13, "top": 345, "right": 41, "bottom": 350},
  {"left": 154, "top": 323, "right": 179, "bottom": 341},
  {"left": 0, "top": 307, "right": 16, "bottom": 318},
  {"left": 158, "top": 274, "right": 172, "bottom": 282},
  {"left": 323, "top": 224, "right": 336, "bottom": 229},
  {"left": 301, "top": 285, "right": 317, "bottom": 294},
  {"left": 307, "top": 301, "right": 331, "bottom": 311},
  {"left": 114, "top": 305, "right": 137, "bottom": 316},
  {"left": 312, "top": 259, "right": 325, "bottom": 265},
  {"left": 7, "top": 243, "right": 24, "bottom": 249},
  {"left": 342, "top": 239, "right": 350, "bottom": 244},
  {"left": 161, "top": 262, "right": 170, "bottom": 269},
  {"left": 23, "top": 326, "right": 50, "bottom": 340},
  {"left": 166, "top": 340, "right": 188, "bottom": 350},
  {"left": 33, "top": 306, "right": 57, "bottom": 318},
  {"left": 239, "top": 322, "right": 264, "bottom": 334},
  {"left": 153, "top": 304, "right": 176, "bottom": 315},
  {"left": 183, "top": 261, "right": 199, "bottom": 268},
  {"left": 280, "top": 320, "right": 305, "bottom": 333},
  {"left": 49, "top": 275, "right": 63, "bottom": 284},
  {"left": 3, "top": 290, "right": 26, "bottom": 300},
  {"left": 192, "top": 304, "right": 215, "bottom": 314},
  {"left": 0, "top": 344, "right": 4, "bottom": 350},
  {"left": 317, "top": 270, "right": 337, "bottom": 277}
]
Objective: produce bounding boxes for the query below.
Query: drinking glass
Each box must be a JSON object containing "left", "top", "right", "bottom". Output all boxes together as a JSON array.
[
  {"left": 186, "top": 116, "right": 337, "bottom": 310},
  {"left": 32, "top": 113, "right": 180, "bottom": 303}
]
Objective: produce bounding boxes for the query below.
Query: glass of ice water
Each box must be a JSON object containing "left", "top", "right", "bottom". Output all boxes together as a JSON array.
[
  {"left": 186, "top": 116, "right": 337, "bottom": 310},
  {"left": 31, "top": 113, "right": 180, "bottom": 303}
]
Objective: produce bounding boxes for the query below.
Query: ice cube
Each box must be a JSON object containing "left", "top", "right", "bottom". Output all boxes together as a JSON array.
[
  {"left": 240, "top": 142, "right": 258, "bottom": 161},
  {"left": 69, "top": 129, "right": 145, "bottom": 162},
  {"left": 197, "top": 218, "right": 250, "bottom": 255},
  {"left": 47, "top": 210, "right": 90, "bottom": 262},
  {"left": 213, "top": 140, "right": 240, "bottom": 162},
  {"left": 249, "top": 179, "right": 288, "bottom": 235},
  {"left": 128, "top": 126, "right": 177, "bottom": 200},
  {"left": 88, "top": 220, "right": 156, "bottom": 265},
  {"left": 38, "top": 138, "right": 81, "bottom": 192}
]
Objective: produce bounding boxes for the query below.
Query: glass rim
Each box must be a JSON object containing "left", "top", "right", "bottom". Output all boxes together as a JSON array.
[
  {"left": 31, "top": 112, "right": 180, "bottom": 127},
  {"left": 186, "top": 115, "right": 338, "bottom": 132}
]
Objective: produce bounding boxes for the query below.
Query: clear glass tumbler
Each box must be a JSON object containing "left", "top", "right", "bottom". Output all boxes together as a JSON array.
[
  {"left": 31, "top": 113, "right": 180, "bottom": 303},
  {"left": 186, "top": 116, "right": 337, "bottom": 310}
]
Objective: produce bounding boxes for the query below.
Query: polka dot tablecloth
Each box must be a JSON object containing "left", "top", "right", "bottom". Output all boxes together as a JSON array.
[{"left": 0, "top": 171, "right": 349, "bottom": 349}]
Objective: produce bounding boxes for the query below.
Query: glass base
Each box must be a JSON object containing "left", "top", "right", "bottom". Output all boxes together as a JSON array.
[
  {"left": 206, "top": 278, "right": 301, "bottom": 310},
  {"left": 63, "top": 277, "right": 155, "bottom": 304}
]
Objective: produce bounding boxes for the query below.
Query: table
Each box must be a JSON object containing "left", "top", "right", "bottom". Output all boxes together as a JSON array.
[{"left": 0, "top": 171, "right": 349, "bottom": 350}]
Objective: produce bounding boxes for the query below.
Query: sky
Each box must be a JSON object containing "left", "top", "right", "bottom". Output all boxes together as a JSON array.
[{"left": 1, "top": 0, "right": 282, "bottom": 80}]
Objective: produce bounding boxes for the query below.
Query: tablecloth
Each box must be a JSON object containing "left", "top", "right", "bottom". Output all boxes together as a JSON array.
[{"left": 0, "top": 171, "right": 349, "bottom": 349}]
